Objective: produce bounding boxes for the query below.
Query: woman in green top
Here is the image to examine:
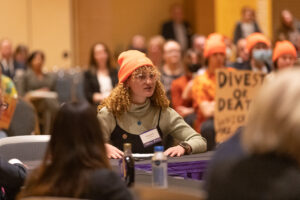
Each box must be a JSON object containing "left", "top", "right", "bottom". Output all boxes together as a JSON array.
[{"left": 98, "top": 50, "right": 207, "bottom": 159}]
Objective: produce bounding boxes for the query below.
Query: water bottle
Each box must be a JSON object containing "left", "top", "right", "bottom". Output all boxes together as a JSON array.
[
  {"left": 152, "top": 146, "right": 168, "bottom": 188},
  {"left": 121, "top": 143, "right": 135, "bottom": 187}
]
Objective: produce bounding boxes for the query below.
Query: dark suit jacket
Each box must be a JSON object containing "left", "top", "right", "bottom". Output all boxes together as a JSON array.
[
  {"left": 84, "top": 68, "right": 118, "bottom": 104},
  {"left": 85, "top": 169, "right": 133, "bottom": 200},
  {"left": 161, "top": 20, "right": 192, "bottom": 48},
  {"left": 0, "top": 158, "right": 27, "bottom": 200},
  {"left": 0, "top": 60, "right": 24, "bottom": 80},
  {"left": 206, "top": 153, "right": 300, "bottom": 200},
  {"left": 233, "top": 21, "right": 261, "bottom": 44}
]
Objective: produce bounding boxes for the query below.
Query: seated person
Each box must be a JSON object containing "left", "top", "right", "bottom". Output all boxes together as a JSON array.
[
  {"left": 19, "top": 51, "right": 59, "bottom": 134},
  {"left": 0, "top": 88, "right": 26, "bottom": 200},
  {"left": 98, "top": 50, "right": 207, "bottom": 158},
  {"left": 205, "top": 68, "right": 300, "bottom": 199},
  {"left": 18, "top": 102, "right": 133, "bottom": 200},
  {"left": 171, "top": 49, "right": 199, "bottom": 127},
  {"left": 235, "top": 33, "right": 272, "bottom": 73},
  {"left": 192, "top": 33, "right": 231, "bottom": 150},
  {"left": 272, "top": 40, "right": 297, "bottom": 70},
  {"left": 84, "top": 42, "right": 118, "bottom": 106}
]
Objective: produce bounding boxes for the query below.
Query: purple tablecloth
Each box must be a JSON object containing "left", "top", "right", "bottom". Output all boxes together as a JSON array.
[{"left": 135, "top": 160, "right": 210, "bottom": 180}]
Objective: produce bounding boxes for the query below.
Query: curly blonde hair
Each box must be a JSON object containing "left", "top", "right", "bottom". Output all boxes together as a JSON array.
[{"left": 99, "top": 66, "right": 169, "bottom": 117}]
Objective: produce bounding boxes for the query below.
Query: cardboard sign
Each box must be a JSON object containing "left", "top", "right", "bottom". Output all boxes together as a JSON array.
[
  {"left": 214, "top": 69, "right": 266, "bottom": 143},
  {"left": 0, "top": 95, "right": 17, "bottom": 129}
]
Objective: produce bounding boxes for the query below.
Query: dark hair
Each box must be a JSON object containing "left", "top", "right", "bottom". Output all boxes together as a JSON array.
[
  {"left": 14, "top": 45, "right": 28, "bottom": 56},
  {"left": 89, "top": 42, "right": 112, "bottom": 70},
  {"left": 19, "top": 102, "right": 110, "bottom": 198},
  {"left": 27, "top": 50, "right": 45, "bottom": 67}
]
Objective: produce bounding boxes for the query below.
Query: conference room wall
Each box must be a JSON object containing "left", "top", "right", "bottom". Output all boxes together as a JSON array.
[
  {"left": 0, "top": 0, "right": 73, "bottom": 70},
  {"left": 73, "top": 0, "right": 185, "bottom": 68}
]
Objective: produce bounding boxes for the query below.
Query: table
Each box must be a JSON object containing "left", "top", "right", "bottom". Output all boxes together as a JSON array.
[{"left": 24, "top": 151, "right": 213, "bottom": 197}]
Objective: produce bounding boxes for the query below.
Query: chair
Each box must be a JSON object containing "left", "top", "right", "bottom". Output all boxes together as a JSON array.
[
  {"left": 0, "top": 135, "right": 50, "bottom": 161},
  {"left": 6, "top": 98, "right": 37, "bottom": 136}
]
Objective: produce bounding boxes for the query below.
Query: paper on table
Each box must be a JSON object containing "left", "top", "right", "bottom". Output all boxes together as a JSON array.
[{"left": 132, "top": 153, "right": 154, "bottom": 158}]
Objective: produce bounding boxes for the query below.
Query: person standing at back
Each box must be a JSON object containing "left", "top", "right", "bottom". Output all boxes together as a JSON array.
[
  {"left": 161, "top": 3, "right": 192, "bottom": 51},
  {"left": 233, "top": 7, "right": 261, "bottom": 44}
]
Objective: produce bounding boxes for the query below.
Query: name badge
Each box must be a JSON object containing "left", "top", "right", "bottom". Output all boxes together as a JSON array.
[{"left": 139, "top": 128, "right": 162, "bottom": 148}]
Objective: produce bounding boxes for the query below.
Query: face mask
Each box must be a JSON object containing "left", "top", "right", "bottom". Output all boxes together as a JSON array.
[
  {"left": 252, "top": 49, "right": 272, "bottom": 63},
  {"left": 188, "top": 64, "right": 201, "bottom": 73}
]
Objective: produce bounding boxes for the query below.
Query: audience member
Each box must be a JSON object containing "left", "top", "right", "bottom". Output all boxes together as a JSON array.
[
  {"left": 128, "top": 34, "right": 146, "bottom": 53},
  {"left": 14, "top": 45, "right": 28, "bottom": 72},
  {"left": 233, "top": 7, "right": 261, "bottom": 44},
  {"left": 231, "top": 38, "right": 249, "bottom": 69},
  {"left": 18, "top": 102, "right": 133, "bottom": 200},
  {"left": 0, "top": 67, "right": 17, "bottom": 99},
  {"left": 147, "top": 35, "right": 165, "bottom": 69},
  {"left": 19, "top": 51, "right": 59, "bottom": 134},
  {"left": 161, "top": 3, "right": 192, "bottom": 51},
  {"left": 0, "top": 39, "right": 25, "bottom": 81},
  {"left": 237, "top": 33, "right": 272, "bottom": 73},
  {"left": 161, "top": 40, "right": 183, "bottom": 103},
  {"left": 275, "top": 9, "right": 300, "bottom": 46},
  {"left": 191, "top": 35, "right": 206, "bottom": 69},
  {"left": 206, "top": 68, "right": 300, "bottom": 199},
  {"left": 192, "top": 33, "right": 229, "bottom": 149},
  {"left": 0, "top": 87, "right": 27, "bottom": 200},
  {"left": 98, "top": 50, "right": 206, "bottom": 158},
  {"left": 84, "top": 42, "right": 118, "bottom": 106},
  {"left": 273, "top": 40, "right": 297, "bottom": 70},
  {"left": 171, "top": 50, "right": 198, "bottom": 127}
]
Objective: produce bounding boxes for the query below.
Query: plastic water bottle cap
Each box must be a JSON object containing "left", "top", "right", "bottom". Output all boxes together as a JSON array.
[{"left": 154, "top": 146, "right": 164, "bottom": 152}]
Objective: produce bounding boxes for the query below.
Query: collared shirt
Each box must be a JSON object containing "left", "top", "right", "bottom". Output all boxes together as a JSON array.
[{"left": 174, "top": 23, "right": 188, "bottom": 50}]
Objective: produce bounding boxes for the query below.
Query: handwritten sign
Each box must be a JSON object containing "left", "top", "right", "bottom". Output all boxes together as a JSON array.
[
  {"left": 214, "top": 69, "right": 266, "bottom": 143},
  {"left": 0, "top": 95, "right": 17, "bottom": 129}
]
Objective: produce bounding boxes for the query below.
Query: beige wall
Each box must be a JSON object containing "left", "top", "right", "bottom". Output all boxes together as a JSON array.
[
  {"left": 0, "top": 0, "right": 73, "bottom": 70},
  {"left": 73, "top": 0, "right": 184, "bottom": 67}
]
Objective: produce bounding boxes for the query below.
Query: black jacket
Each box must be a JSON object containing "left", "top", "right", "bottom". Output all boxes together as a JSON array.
[
  {"left": 206, "top": 153, "right": 300, "bottom": 200},
  {"left": 233, "top": 21, "right": 261, "bottom": 44},
  {"left": 161, "top": 20, "right": 192, "bottom": 48},
  {"left": 0, "top": 158, "right": 27, "bottom": 200},
  {"left": 84, "top": 68, "right": 118, "bottom": 105}
]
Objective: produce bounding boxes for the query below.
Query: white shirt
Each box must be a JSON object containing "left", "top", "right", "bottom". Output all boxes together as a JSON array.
[
  {"left": 97, "top": 72, "right": 113, "bottom": 98},
  {"left": 241, "top": 22, "right": 255, "bottom": 38},
  {"left": 174, "top": 23, "right": 187, "bottom": 50}
]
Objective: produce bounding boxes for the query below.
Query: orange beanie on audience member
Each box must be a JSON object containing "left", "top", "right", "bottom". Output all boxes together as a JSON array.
[
  {"left": 118, "top": 50, "right": 154, "bottom": 83},
  {"left": 203, "top": 35, "right": 226, "bottom": 58},
  {"left": 272, "top": 40, "right": 297, "bottom": 62},
  {"left": 246, "top": 32, "right": 270, "bottom": 52}
]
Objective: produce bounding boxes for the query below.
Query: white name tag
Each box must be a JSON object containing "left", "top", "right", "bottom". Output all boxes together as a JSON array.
[{"left": 139, "top": 128, "right": 162, "bottom": 148}]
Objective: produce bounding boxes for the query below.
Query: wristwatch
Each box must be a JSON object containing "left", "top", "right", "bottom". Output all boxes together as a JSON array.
[{"left": 179, "top": 142, "right": 192, "bottom": 155}]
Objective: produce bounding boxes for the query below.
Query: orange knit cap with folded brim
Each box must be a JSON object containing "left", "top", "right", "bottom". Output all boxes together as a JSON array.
[
  {"left": 272, "top": 40, "right": 297, "bottom": 62},
  {"left": 246, "top": 32, "right": 270, "bottom": 52},
  {"left": 204, "top": 33, "right": 226, "bottom": 58},
  {"left": 118, "top": 50, "right": 154, "bottom": 83}
]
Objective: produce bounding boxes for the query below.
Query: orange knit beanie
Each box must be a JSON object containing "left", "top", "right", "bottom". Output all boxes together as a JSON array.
[
  {"left": 246, "top": 32, "right": 270, "bottom": 52},
  {"left": 204, "top": 33, "right": 226, "bottom": 58},
  {"left": 118, "top": 50, "right": 154, "bottom": 83},
  {"left": 272, "top": 40, "right": 297, "bottom": 62}
]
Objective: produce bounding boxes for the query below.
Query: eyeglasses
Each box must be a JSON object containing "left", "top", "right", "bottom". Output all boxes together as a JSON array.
[
  {"left": 135, "top": 73, "right": 158, "bottom": 82},
  {"left": 0, "top": 102, "right": 8, "bottom": 111}
]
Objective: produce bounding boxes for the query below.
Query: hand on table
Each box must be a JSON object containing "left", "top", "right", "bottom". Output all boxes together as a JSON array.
[
  {"left": 105, "top": 143, "right": 124, "bottom": 159},
  {"left": 164, "top": 145, "right": 185, "bottom": 157}
]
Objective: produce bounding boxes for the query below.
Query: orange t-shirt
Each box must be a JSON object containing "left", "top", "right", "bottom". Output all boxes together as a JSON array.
[
  {"left": 192, "top": 70, "right": 216, "bottom": 132},
  {"left": 171, "top": 75, "right": 193, "bottom": 116}
]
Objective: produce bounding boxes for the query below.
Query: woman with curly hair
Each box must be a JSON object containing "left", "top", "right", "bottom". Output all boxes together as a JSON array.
[{"left": 98, "top": 50, "right": 207, "bottom": 158}]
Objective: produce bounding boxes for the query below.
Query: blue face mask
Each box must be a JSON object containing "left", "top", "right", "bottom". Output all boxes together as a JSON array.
[{"left": 252, "top": 49, "right": 272, "bottom": 63}]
